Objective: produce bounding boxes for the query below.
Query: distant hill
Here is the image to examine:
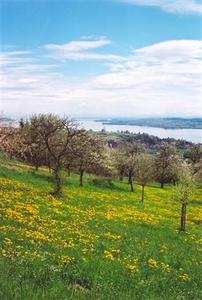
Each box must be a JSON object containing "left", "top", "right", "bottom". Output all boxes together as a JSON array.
[
  {"left": 0, "top": 117, "right": 13, "bottom": 122},
  {"left": 98, "top": 117, "right": 202, "bottom": 129},
  {"left": 0, "top": 117, "right": 19, "bottom": 128}
]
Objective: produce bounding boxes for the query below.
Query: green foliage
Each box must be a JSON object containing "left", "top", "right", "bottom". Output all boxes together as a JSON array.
[
  {"left": 184, "top": 144, "right": 202, "bottom": 164},
  {"left": 174, "top": 166, "right": 196, "bottom": 204},
  {"left": 135, "top": 153, "right": 154, "bottom": 186}
]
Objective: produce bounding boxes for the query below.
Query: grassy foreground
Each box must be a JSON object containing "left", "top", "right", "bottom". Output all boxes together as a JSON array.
[{"left": 0, "top": 160, "right": 201, "bottom": 300}]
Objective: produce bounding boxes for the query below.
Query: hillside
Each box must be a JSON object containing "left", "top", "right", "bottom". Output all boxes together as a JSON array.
[{"left": 0, "top": 160, "right": 202, "bottom": 300}]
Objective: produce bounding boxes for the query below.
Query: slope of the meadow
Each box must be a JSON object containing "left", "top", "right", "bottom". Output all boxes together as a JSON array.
[{"left": 0, "top": 160, "right": 201, "bottom": 300}]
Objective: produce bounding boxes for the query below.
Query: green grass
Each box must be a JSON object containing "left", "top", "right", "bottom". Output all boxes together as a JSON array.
[{"left": 0, "top": 159, "right": 201, "bottom": 300}]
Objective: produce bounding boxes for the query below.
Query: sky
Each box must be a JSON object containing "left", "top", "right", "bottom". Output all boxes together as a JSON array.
[{"left": 0, "top": 0, "right": 202, "bottom": 118}]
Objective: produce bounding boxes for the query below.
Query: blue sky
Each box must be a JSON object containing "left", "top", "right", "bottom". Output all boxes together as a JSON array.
[{"left": 0, "top": 0, "right": 202, "bottom": 118}]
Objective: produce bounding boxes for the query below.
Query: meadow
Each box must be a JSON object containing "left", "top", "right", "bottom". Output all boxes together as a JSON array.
[{"left": 0, "top": 159, "right": 201, "bottom": 300}]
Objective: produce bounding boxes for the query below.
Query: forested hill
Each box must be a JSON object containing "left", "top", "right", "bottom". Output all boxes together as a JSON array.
[
  {"left": 99, "top": 118, "right": 202, "bottom": 129},
  {"left": 97, "top": 131, "right": 194, "bottom": 151}
]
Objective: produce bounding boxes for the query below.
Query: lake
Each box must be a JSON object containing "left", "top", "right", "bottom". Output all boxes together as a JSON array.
[{"left": 79, "top": 120, "right": 202, "bottom": 143}]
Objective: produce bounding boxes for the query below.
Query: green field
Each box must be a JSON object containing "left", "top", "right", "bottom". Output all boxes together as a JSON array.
[{"left": 0, "top": 160, "right": 201, "bottom": 300}]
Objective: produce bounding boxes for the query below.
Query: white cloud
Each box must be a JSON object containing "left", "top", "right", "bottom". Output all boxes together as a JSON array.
[
  {"left": 0, "top": 39, "right": 202, "bottom": 118},
  {"left": 47, "top": 51, "right": 125, "bottom": 62},
  {"left": 43, "top": 37, "right": 125, "bottom": 62},
  {"left": 0, "top": 50, "right": 33, "bottom": 67},
  {"left": 134, "top": 40, "right": 202, "bottom": 59},
  {"left": 91, "top": 40, "right": 202, "bottom": 116},
  {"left": 44, "top": 36, "right": 111, "bottom": 52},
  {"left": 118, "top": 0, "right": 202, "bottom": 15}
]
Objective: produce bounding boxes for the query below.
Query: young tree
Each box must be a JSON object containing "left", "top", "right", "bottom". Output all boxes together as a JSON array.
[
  {"left": 89, "top": 141, "right": 114, "bottom": 179},
  {"left": 155, "top": 144, "right": 179, "bottom": 188},
  {"left": 70, "top": 133, "right": 106, "bottom": 187},
  {"left": 113, "top": 149, "right": 127, "bottom": 181},
  {"left": 184, "top": 144, "right": 202, "bottom": 176},
  {"left": 135, "top": 153, "right": 154, "bottom": 203},
  {"left": 20, "top": 121, "right": 47, "bottom": 171},
  {"left": 184, "top": 144, "right": 202, "bottom": 164},
  {"left": 26, "top": 114, "right": 81, "bottom": 196},
  {"left": 0, "top": 127, "right": 27, "bottom": 161},
  {"left": 174, "top": 165, "right": 196, "bottom": 231},
  {"left": 124, "top": 142, "right": 145, "bottom": 192},
  {"left": 195, "top": 158, "right": 202, "bottom": 181}
]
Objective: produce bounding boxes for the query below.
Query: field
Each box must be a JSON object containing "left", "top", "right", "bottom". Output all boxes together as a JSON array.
[{"left": 0, "top": 159, "right": 201, "bottom": 300}]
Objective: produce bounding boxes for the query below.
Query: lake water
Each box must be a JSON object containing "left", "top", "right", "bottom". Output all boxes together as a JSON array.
[{"left": 79, "top": 120, "right": 202, "bottom": 144}]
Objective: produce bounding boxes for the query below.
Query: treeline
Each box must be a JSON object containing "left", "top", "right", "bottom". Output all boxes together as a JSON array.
[
  {"left": 0, "top": 115, "right": 111, "bottom": 195},
  {"left": 0, "top": 114, "right": 201, "bottom": 195},
  {"left": 0, "top": 114, "right": 201, "bottom": 231}
]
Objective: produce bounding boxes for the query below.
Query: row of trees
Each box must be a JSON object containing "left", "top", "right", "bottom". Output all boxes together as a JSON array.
[
  {"left": 0, "top": 114, "right": 201, "bottom": 231},
  {"left": 1, "top": 114, "right": 201, "bottom": 197},
  {"left": 114, "top": 142, "right": 187, "bottom": 199},
  {"left": 0, "top": 115, "right": 111, "bottom": 195}
]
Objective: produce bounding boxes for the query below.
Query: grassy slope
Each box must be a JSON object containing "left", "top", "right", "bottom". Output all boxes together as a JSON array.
[{"left": 0, "top": 160, "right": 201, "bottom": 300}]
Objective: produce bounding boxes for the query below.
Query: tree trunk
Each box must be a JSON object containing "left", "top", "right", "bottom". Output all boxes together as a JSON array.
[
  {"left": 128, "top": 173, "right": 134, "bottom": 192},
  {"left": 160, "top": 182, "right": 164, "bottom": 189},
  {"left": 80, "top": 170, "right": 84, "bottom": 187},
  {"left": 35, "top": 164, "right": 39, "bottom": 171},
  {"left": 180, "top": 202, "right": 187, "bottom": 231},
  {"left": 53, "top": 168, "right": 62, "bottom": 196},
  {"left": 67, "top": 168, "right": 71, "bottom": 177},
  {"left": 141, "top": 185, "right": 145, "bottom": 203},
  {"left": 130, "top": 180, "right": 134, "bottom": 192},
  {"left": 130, "top": 178, "right": 134, "bottom": 193},
  {"left": 47, "top": 162, "right": 51, "bottom": 173}
]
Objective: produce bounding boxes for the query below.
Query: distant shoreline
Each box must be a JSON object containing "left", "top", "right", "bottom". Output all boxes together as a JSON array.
[{"left": 95, "top": 118, "right": 202, "bottom": 130}]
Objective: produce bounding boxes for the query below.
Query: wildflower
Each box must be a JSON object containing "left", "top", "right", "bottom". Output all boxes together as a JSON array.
[
  {"left": 3, "top": 238, "right": 13, "bottom": 245},
  {"left": 104, "top": 250, "right": 114, "bottom": 261},
  {"left": 178, "top": 273, "right": 191, "bottom": 282},
  {"left": 81, "top": 248, "right": 88, "bottom": 254},
  {"left": 160, "top": 245, "right": 168, "bottom": 253},
  {"left": 148, "top": 258, "right": 158, "bottom": 268},
  {"left": 111, "top": 249, "right": 121, "bottom": 254},
  {"left": 104, "top": 232, "right": 121, "bottom": 241},
  {"left": 160, "top": 262, "right": 171, "bottom": 272},
  {"left": 127, "top": 263, "right": 139, "bottom": 272},
  {"left": 59, "top": 255, "right": 75, "bottom": 264}
]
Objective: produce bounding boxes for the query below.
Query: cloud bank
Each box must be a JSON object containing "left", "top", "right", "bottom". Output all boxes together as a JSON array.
[{"left": 1, "top": 37, "right": 202, "bottom": 118}]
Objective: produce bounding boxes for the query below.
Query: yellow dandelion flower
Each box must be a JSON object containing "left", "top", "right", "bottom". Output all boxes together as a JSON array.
[
  {"left": 178, "top": 274, "right": 191, "bottom": 282},
  {"left": 148, "top": 258, "right": 158, "bottom": 269}
]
